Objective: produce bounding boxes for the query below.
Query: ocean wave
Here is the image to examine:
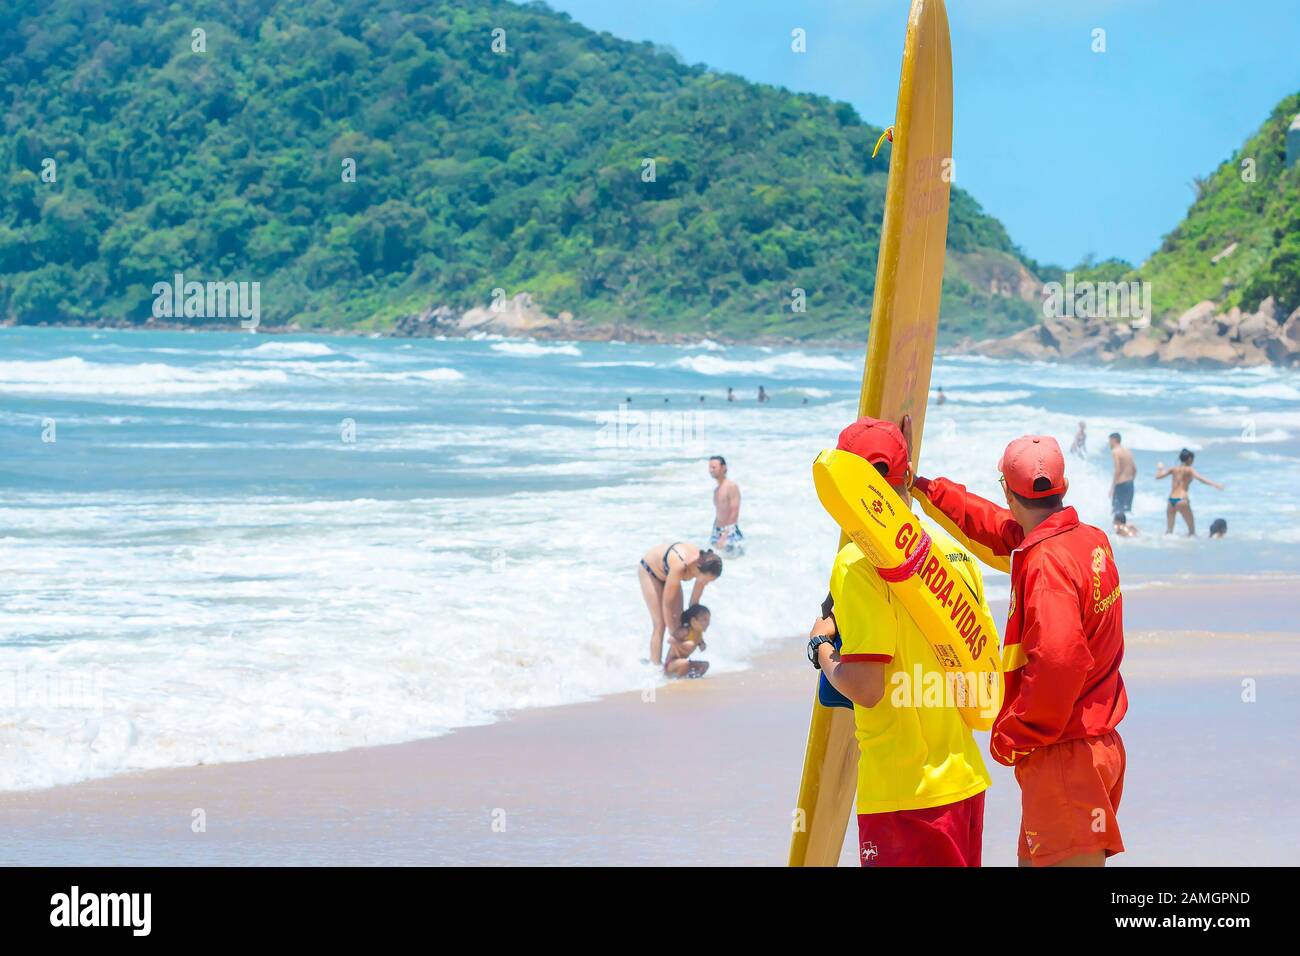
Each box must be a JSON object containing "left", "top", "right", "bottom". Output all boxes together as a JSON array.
[
  {"left": 1194, "top": 382, "right": 1300, "bottom": 401},
  {"left": 1095, "top": 385, "right": 1171, "bottom": 399},
  {"left": 930, "top": 404, "right": 1198, "bottom": 454},
  {"left": 673, "top": 351, "right": 856, "bottom": 377},
  {"left": 938, "top": 389, "right": 1032, "bottom": 404},
  {"left": 244, "top": 341, "right": 337, "bottom": 357},
  {"left": 1241, "top": 450, "right": 1300, "bottom": 464},
  {"left": 410, "top": 368, "right": 465, "bottom": 383},
  {"left": 347, "top": 367, "right": 465, "bottom": 384},
  {"left": 0, "top": 357, "right": 288, "bottom": 396},
  {"left": 490, "top": 341, "right": 582, "bottom": 357},
  {"left": 1203, "top": 428, "right": 1290, "bottom": 445},
  {"left": 577, "top": 360, "right": 659, "bottom": 369}
]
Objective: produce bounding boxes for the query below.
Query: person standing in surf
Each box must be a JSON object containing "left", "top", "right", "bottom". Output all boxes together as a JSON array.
[
  {"left": 1070, "top": 421, "right": 1087, "bottom": 459},
  {"left": 1108, "top": 432, "right": 1136, "bottom": 523},
  {"left": 1156, "top": 449, "right": 1224, "bottom": 536},
  {"left": 912, "top": 436, "right": 1128, "bottom": 867},
  {"left": 638, "top": 543, "right": 721, "bottom": 667},
  {"left": 707, "top": 455, "right": 743, "bottom": 555},
  {"left": 806, "top": 417, "right": 993, "bottom": 867}
]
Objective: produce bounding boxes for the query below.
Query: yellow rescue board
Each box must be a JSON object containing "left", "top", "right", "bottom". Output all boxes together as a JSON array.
[
  {"left": 789, "top": 0, "right": 954, "bottom": 867},
  {"left": 812, "top": 449, "right": 1003, "bottom": 729}
]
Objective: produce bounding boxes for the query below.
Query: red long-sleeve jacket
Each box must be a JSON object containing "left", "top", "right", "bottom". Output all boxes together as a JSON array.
[{"left": 914, "top": 477, "right": 1128, "bottom": 766}]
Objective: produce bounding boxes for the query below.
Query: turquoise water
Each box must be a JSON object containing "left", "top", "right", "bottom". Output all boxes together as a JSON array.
[{"left": 2, "top": 326, "right": 1297, "bottom": 789}]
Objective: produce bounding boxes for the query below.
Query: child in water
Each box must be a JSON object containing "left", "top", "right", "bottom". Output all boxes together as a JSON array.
[{"left": 664, "top": 604, "right": 710, "bottom": 678}]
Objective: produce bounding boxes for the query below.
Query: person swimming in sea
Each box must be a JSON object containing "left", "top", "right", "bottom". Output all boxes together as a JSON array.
[
  {"left": 638, "top": 542, "right": 722, "bottom": 666},
  {"left": 1209, "top": 518, "right": 1227, "bottom": 539},
  {"left": 664, "top": 604, "right": 711, "bottom": 678},
  {"left": 1156, "top": 449, "right": 1224, "bottom": 536}
]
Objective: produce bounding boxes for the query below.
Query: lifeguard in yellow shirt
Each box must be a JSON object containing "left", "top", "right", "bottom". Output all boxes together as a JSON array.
[{"left": 805, "top": 417, "right": 993, "bottom": 866}]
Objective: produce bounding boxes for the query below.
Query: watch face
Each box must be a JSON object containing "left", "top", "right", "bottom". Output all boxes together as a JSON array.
[{"left": 808, "top": 636, "right": 825, "bottom": 664}]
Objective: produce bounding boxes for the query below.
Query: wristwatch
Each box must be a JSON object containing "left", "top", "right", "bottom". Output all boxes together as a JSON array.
[{"left": 807, "top": 634, "right": 836, "bottom": 669}]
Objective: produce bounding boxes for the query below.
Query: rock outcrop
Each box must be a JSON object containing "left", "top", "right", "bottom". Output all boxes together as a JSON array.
[
  {"left": 962, "top": 296, "right": 1300, "bottom": 367},
  {"left": 393, "top": 295, "right": 578, "bottom": 338},
  {"left": 392, "top": 295, "right": 695, "bottom": 343}
]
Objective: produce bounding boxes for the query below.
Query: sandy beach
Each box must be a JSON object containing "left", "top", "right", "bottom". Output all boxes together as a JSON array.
[{"left": 2, "top": 575, "right": 1297, "bottom": 866}]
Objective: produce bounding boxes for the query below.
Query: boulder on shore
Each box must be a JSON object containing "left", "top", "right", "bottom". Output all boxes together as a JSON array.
[{"left": 960, "top": 297, "right": 1298, "bottom": 368}]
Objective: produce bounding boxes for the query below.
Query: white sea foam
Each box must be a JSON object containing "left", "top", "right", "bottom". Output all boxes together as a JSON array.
[
  {"left": 244, "top": 341, "right": 337, "bottom": 357},
  {"left": 672, "top": 351, "right": 856, "bottom": 377},
  {"left": 0, "top": 357, "right": 288, "bottom": 396},
  {"left": 1241, "top": 449, "right": 1300, "bottom": 464},
  {"left": 577, "top": 360, "right": 659, "bottom": 369},
  {"left": 1195, "top": 382, "right": 1300, "bottom": 401},
  {"left": 491, "top": 341, "right": 582, "bottom": 357},
  {"left": 409, "top": 368, "right": 465, "bottom": 383},
  {"left": 938, "top": 389, "right": 1032, "bottom": 404},
  {"left": 1203, "top": 428, "right": 1290, "bottom": 445}
]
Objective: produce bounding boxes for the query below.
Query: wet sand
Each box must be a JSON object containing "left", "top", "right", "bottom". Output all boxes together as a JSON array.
[{"left": 2, "top": 577, "right": 1297, "bottom": 865}]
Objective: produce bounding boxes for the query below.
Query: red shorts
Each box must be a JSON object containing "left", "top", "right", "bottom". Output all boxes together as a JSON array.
[
  {"left": 856, "top": 790, "right": 985, "bottom": 867},
  {"left": 1015, "top": 730, "right": 1126, "bottom": 867}
]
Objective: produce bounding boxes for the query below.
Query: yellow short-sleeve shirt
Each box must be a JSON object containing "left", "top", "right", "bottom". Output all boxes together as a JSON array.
[{"left": 829, "top": 519, "right": 992, "bottom": 815}]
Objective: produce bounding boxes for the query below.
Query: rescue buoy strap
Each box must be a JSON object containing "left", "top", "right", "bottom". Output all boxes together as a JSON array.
[{"left": 876, "top": 530, "right": 931, "bottom": 583}]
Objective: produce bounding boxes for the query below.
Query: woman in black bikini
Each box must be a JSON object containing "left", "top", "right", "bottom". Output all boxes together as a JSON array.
[{"left": 638, "top": 542, "right": 722, "bottom": 667}]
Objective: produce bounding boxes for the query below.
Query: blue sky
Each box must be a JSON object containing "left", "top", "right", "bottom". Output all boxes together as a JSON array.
[{"left": 543, "top": 0, "right": 1299, "bottom": 268}]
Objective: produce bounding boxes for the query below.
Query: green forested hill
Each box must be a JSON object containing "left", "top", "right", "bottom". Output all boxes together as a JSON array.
[
  {"left": 1138, "top": 93, "right": 1300, "bottom": 318},
  {"left": 0, "top": 0, "right": 1037, "bottom": 340}
]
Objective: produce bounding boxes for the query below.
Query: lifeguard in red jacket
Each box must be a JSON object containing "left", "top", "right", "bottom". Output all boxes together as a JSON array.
[{"left": 913, "top": 435, "right": 1128, "bottom": 868}]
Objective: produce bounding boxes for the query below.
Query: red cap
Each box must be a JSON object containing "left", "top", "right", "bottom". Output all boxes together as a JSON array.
[
  {"left": 837, "top": 417, "right": 909, "bottom": 482},
  {"left": 998, "top": 435, "right": 1066, "bottom": 498}
]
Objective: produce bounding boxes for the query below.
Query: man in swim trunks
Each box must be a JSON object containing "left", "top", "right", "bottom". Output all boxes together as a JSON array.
[
  {"left": 1108, "top": 432, "right": 1136, "bottom": 521},
  {"left": 913, "top": 435, "right": 1128, "bottom": 867},
  {"left": 806, "top": 417, "right": 993, "bottom": 867},
  {"left": 664, "top": 604, "right": 710, "bottom": 678},
  {"left": 708, "top": 456, "right": 744, "bottom": 554},
  {"left": 1156, "top": 449, "right": 1224, "bottom": 536}
]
